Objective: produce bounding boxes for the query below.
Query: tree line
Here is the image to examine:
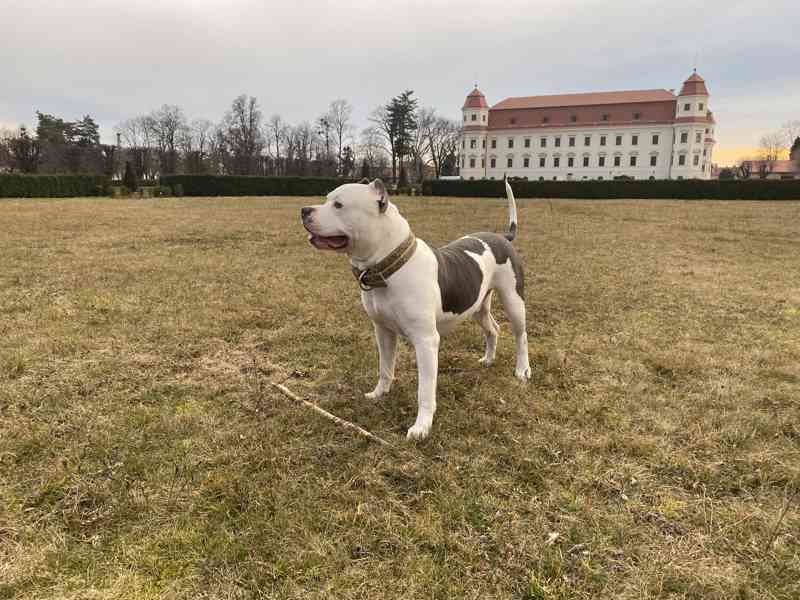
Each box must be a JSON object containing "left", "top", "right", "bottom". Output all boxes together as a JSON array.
[{"left": 0, "top": 91, "right": 461, "bottom": 184}]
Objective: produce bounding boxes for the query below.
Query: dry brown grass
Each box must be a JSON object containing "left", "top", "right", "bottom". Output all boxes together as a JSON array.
[{"left": 1, "top": 195, "right": 798, "bottom": 599}]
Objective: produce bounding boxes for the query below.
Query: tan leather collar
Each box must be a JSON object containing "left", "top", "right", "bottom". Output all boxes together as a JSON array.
[{"left": 351, "top": 233, "right": 417, "bottom": 291}]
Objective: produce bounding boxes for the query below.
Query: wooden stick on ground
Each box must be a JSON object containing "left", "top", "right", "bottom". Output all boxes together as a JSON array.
[{"left": 271, "top": 382, "right": 394, "bottom": 448}]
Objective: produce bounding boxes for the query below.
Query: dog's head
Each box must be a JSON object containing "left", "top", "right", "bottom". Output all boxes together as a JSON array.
[{"left": 301, "top": 178, "right": 390, "bottom": 254}]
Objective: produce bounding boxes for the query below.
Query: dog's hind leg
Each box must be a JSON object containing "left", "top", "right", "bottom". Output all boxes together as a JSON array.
[
  {"left": 496, "top": 286, "right": 531, "bottom": 381},
  {"left": 474, "top": 290, "right": 499, "bottom": 366}
]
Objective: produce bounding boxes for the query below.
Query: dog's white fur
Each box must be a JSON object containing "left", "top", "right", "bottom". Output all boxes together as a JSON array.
[{"left": 302, "top": 180, "right": 530, "bottom": 439}]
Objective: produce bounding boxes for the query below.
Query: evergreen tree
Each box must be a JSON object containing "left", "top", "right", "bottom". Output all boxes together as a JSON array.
[{"left": 122, "top": 161, "right": 138, "bottom": 191}]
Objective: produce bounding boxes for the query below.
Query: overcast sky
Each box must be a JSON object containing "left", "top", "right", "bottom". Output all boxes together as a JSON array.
[{"left": 2, "top": 0, "right": 798, "bottom": 164}]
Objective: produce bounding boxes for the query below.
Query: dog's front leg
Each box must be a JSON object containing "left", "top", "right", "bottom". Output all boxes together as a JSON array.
[
  {"left": 365, "top": 323, "right": 397, "bottom": 399},
  {"left": 406, "top": 331, "right": 440, "bottom": 439}
]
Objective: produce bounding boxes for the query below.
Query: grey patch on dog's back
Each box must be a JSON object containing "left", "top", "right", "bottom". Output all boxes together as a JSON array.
[
  {"left": 471, "top": 232, "right": 525, "bottom": 299},
  {"left": 433, "top": 237, "right": 486, "bottom": 314}
]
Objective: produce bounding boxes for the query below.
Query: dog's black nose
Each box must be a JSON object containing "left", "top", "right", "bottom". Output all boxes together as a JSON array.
[{"left": 301, "top": 207, "right": 313, "bottom": 221}]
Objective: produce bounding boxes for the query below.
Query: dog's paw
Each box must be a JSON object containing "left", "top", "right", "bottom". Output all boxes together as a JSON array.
[
  {"left": 364, "top": 381, "right": 391, "bottom": 400},
  {"left": 515, "top": 365, "right": 532, "bottom": 382},
  {"left": 406, "top": 421, "right": 431, "bottom": 440},
  {"left": 478, "top": 356, "right": 494, "bottom": 367}
]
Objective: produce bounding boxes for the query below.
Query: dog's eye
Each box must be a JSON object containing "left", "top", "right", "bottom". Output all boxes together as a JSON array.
[{"left": 333, "top": 201, "right": 343, "bottom": 209}]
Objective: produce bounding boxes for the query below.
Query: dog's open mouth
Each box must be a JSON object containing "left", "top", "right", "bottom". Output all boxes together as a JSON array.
[{"left": 308, "top": 234, "right": 349, "bottom": 250}]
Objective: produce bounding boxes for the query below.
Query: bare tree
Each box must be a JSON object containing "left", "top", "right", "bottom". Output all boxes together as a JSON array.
[
  {"left": 147, "top": 104, "right": 187, "bottom": 175},
  {"left": 180, "top": 118, "right": 213, "bottom": 174},
  {"left": 265, "top": 114, "right": 289, "bottom": 175},
  {"left": 327, "top": 99, "right": 354, "bottom": 175},
  {"left": 293, "top": 121, "right": 317, "bottom": 176},
  {"left": 357, "top": 126, "right": 388, "bottom": 178},
  {"left": 116, "top": 116, "right": 156, "bottom": 180},
  {"left": 222, "top": 95, "right": 265, "bottom": 175},
  {"left": 368, "top": 105, "right": 398, "bottom": 182},
  {"left": 425, "top": 116, "right": 461, "bottom": 178},
  {"left": 408, "top": 107, "right": 435, "bottom": 182},
  {"left": 758, "top": 131, "right": 784, "bottom": 177},
  {"left": 781, "top": 120, "right": 800, "bottom": 149}
]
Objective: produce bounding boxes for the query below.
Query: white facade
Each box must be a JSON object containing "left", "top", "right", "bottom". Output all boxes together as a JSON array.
[{"left": 459, "top": 75, "right": 716, "bottom": 181}]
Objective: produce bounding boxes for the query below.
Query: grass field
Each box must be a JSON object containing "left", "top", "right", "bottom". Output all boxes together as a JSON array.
[{"left": 1, "top": 195, "right": 799, "bottom": 599}]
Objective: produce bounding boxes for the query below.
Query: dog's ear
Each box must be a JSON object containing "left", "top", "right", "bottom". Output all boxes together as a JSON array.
[
  {"left": 370, "top": 178, "right": 388, "bottom": 213},
  {"left": 358, "top": 177, "right": 370, "bottom": 184}
]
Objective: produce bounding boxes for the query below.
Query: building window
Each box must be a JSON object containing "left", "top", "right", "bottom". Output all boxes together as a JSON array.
[
  {"left": 583, "top": 156, "right": 590, "bottom": 167},
  {"left": 482, "top": 114, "right": 486, "bottom": 122},
  {"left": 652, "top": 134, "right": 659, "bottom": 145},
  {"left": 650, "top": 155, "right": 657, "bottom": 167},
  {"left": 598, "top": 156, "right": 606, "bottom": 167},
  {"left": 481, "top": 158, "right": 485, "bottom": 168},
  {"left": 584, "top": 136, "right": 591, "bottom": 146},
  {"left": 570, "top": 114, "right": 578, "bottom": 122},
  {"left": 510, "top": 118, "right": 516, "bottom": 125},
  {"left": 523, "top": 157, "right": 530, "bottom": 168},
  {"left": 632, "top": 135, "right": 638, "bottom": 146},
  {"left": 470, "top": 139, "right": 476, "bottom": 149},
  {"left": 482, "top": 139, "right": 486, "bottom": 149},
  {"left": 461, "top": 140, "right": 465, "bottom": 149},
  {"left": 602, "top": 113, "right": 609, "bottom": 121},
  {"left": 524, "top": 138, "right": 531, "bottom": 148},
  {"left": 705, "top": 128, "right": 709, "bottom": 134},
  {"left": 508, "top": 157, "right": 513, "bottom": 168},
  {"left": 684, "top": 103, "right": 691, "bottom": 111},
  {"left": 678, "top": 154, "right": 686, "bottom": 166},
  {"left": 614, "top": 155, "right": 621, "bottom": 167},
  {"left": 540, "top": 138, "right": 547, "bottom": 148},
  {"left": 568, "top": 157, "right": 574, "bottom": 167},
  {"left": 703, "top": 148, "right": 707, "bottom": 156},
  {"left": 469, "top": 158, "right": 476, "bottom": 168},
  {"left": 542, "top": 116, "right": 550, "bottom": 123},
  {"left": 554, "top": 157, "right": 560, "bottom": 168},
  {"left": 693, "top": 154, "right": 699, "bottom": 166},
  {"left": 463, "top": 115, "right": 466, "bottom": 122},
  {"left": 695, "top": 132, "right": 702, "bottom": 143},
  {"left": 698, "top": 103, "right": 704, "bottom": 111},
  {"left": 471, "top": 113, "right": 477, "bottom": 121},
  {"left": 508, "top": 138, "right": 514, "bottom": 149},
  {"left": 680, "top": 132, "right": 688, "bottom": 144},
  {"left": 461, "top": 157, "right": 464, "bottom": 167},
  {"left": 634, "top": 112, "right": 641, "bottom": 120},
  {"left": 490, "top": 157, "right": 496, "bottom": 168},
  {"left": 630, "top": 155, "right": 637, "bottom": 167},
  {"left": 569, "top": 136, "right": 575, "bottom": 147},
  {"left": 539, "top": 157, "right": 546, "bottom": 168},
  {"left": 600, "top": 135, "right": 607, "bottom": 146},
  {"left": 491, "top": 139, "right": 497, "bottom": 149},
  {"left": 555, "top": 137, "right": 561, "bottom": 147},
  {"left": 615, "top": 135, "right": 622, "bottom": 146}
]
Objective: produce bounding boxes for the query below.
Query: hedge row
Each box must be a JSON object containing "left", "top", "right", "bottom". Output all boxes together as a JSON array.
[
  {"left": 159, "top": 175, "right": 357, "bottom": 197},
  {"left": 0, "top": 174, "right": 109, "bottom": 198},
  {"left": 422, "top": 179, "right": 800, "bottom": 200}
]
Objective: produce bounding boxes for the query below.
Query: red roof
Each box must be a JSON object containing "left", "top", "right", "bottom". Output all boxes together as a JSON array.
[
  {"left": 491, "top": 89, "right": 675, "bottom": 110},
  {"left": 679, "top": 71, "right": 709, "bottom": 96},
  {"left": 463, "top": 87, "right": 488, "bottom": 109}
]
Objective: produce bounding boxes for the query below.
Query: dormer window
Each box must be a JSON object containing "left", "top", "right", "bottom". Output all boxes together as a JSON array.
[
  {"left": 471, "top": 113, "right": 477, "bottom": 121},
  {"left": 510, "top": 118, "right": 516, "bottom": 125},
  {"left": 542, "top": 116, "right": 550, "bottom": 124},
  {"left": 698, "top": 103, "right": 704, "bottom": 111},
  {"left": 602, "top": 113, "right": 610, "bottom": 121},
  {"left": 570, "top": 114, "right": 578, "bottom": 122},
  {"left": 633, "top": 112, "right": 641, "bottom": 120},
  {"left": 684, "top": 103, "right": 691, "bottom": 111},
  {"left": 482, "top": 114, "right": 486, "bottom": 122}
]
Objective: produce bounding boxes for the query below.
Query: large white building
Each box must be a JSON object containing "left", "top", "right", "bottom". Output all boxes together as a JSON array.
[{"left": 459, "top": 71, "right": 716, "bottom": 181}]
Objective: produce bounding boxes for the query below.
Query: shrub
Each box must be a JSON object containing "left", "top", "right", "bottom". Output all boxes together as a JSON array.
[
  {"left": 422, "top": 179, "right": 800, "bottom": 201},
  {"left": 0, "top": 174, "right": 110, "bottom": 198},
  {"left": 159, "top": 175, "right": 357, "bottom": 197}
]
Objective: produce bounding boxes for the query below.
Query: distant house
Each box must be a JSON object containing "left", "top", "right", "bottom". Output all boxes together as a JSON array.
[{"left": 741, "top": 146, "right": 800, "bottom": 180}]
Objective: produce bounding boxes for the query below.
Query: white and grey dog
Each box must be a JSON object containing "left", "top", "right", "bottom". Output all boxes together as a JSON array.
[{"left": 301, "top": 178, "right": 530, "bottom": 439}]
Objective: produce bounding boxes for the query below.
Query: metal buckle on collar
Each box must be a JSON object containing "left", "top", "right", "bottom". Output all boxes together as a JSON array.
[
  {"left": 358, "top": 269, "right": 386, "bottom": 291},
  {"left": 358, "top": 270, "right": 373, "bottom": 291}
]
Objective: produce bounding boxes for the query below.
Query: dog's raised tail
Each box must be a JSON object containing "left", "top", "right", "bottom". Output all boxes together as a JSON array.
[{"left": 504, "top": 176, "right": 518, "bottom": 242}]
